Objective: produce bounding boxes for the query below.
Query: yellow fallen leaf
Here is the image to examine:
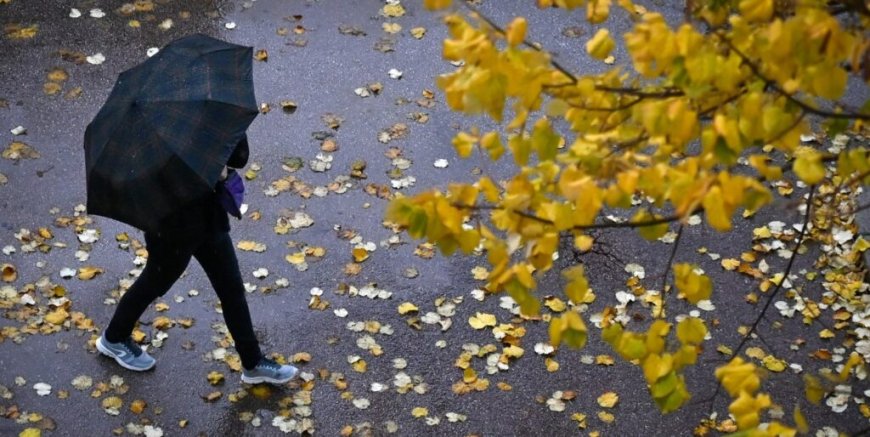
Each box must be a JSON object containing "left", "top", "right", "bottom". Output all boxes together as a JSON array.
[
  {"left": 497, "top": 381, "right": 512, "bottom": 391},
  {"left": 237, "top": 240, "right": 267, "bottom": 252},
  {"left": 469, "top": 312, "right": 497, "bottom": 329},
  {"left": 410, "top": 27, "right": 426, "bottom": 39},
  {"left": 45, "top": 308, "right": 69, "bottom": 325},
  {"left": 382, "top": 22, "right": 402, "bottom": 34},
  {"left": 721, "top": 259, "right": 740, "bottom": 271},
  {"left": 745, "top": 347, "right": 766, "bottom": 360},
  {"left": 595, "top": 355, "right": 615, "bottom": 366},
  {"left": 250, "top": 384, "right": 271, "bottom": 399},
  {"left": 463, "top": 367, "right": 477, "bottom": 383},
  {"left": 19, "top": 428, "right": 41, "bottom": 437},
  {"left": 132, "top": 329, "right": 147, "bottom": 343},
  {"left": 597, "top": 392, "right": 619, "bottom": 408},
  {"left": 471, "top": 266, "right": 488, "bottom": 280},
  {"left": 545, "top": 358, "right": 560, "bottom": 372},
  {"left": 352, "top": 247, "right": 369, "bottom": 262},
  {"left": 291, "top": 352, "right": 312, "bottom": 363},
  {"left": 77, "top": 266, "right": 104, "bottom": 280},
  {"left": 286, "top": 252, "right": 306, "bottom": 264},
  {"left": 154, "top": 302, "right": 169, "bottom": 312},
  {"left": 6, "top": 24, "right": 38, "bottom": 40},
  {"left": 762, "top": 355, "right": 787, "bottom": 372},
  {"left": 352, "top": 359, "right": 367, "bottom": 373},
  {"left": 102, "top": 396, "right": 123, "bottom": 410},
  {"left": 597, "top": 410, "right": 615, "bottom": 423},
  {"left": 571, "top": 412, "right": 587, "bottom": 429},
  {"left": 544, "top": 297, "right": 567, "bottom": 312},
  {"left": 397, "top": 302, "right": 419, "bottom": 315},
  {"left": 382, "top": 4, "right": 406, "bottom": 17},
  {"left": 152, "top": 316, "right": 173, "bottom": 330},
  {"left": 819, "top": 329, "right": 835, "bottom": 339},
  {"left": 503, "top": 345, "right": 524, "bottom": 359},
  {"left": 411, "top": 407, "right": 428, "bottom": 418},
  {"left": 207, "top": 371, "right": 225, "bottom": 385}
]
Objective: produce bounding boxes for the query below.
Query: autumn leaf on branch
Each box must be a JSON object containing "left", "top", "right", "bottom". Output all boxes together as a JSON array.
[{"left": 392, "top": 0, "right": 870, "bottom": 427}]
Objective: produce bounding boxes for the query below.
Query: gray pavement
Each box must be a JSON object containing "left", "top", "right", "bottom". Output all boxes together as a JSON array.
[{"left": 1, "top": 1, "right": 868, "bottom": 436}]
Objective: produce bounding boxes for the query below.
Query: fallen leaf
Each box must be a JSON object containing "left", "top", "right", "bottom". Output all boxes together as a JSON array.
[
  {"left": 238, "top": 241, "right": 266, "bottom": 252},
  {"left": 44, "top": 308, "right": 68, "bottom": 325},
  {"left": 397, "top": 302, "right": 419, "bottom": 315},
  {"left": 1, "top": 264, "right": 16, "bottom": 282},
  {"left": 130, "top": 399, "right": 146, "bottom": 414},
  {"left": 102, "top": 396, "right": 123, "bottom": 415},
  {"left": 382, "top": 4, "right": 406, "bottom": 17},
  {"left": 469, "top": 312, "right": 497, "bottom": 329},
  {"left": 207, "top": 371, "right": 225, "bottom": 385},
  {"left": 410, "top": 27, "right": 426, "bottom": 39},
  {"left": 597, "top": 392, "right": 619, "bottom": 408},
  {"left": 5, "top": 24, "right": 38, "bottom": 39},
  {"left": 77, "top": 266, "right": 104, "bottom": 280}
]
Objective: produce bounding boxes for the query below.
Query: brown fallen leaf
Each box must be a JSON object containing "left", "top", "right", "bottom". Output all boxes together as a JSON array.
[
  {"left": 254, "top": 49, "right": 268, "bottom": 61},
  {"left": 129, "top": 399, "right": 146, "bottom": 414},
  {"left": 1, "top": 263, "right": 16, "bottom": 282}
]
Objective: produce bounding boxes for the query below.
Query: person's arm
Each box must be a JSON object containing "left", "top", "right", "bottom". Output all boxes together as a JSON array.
[{"left": 227, "top": 134, "right": 249, "bottom": 169}]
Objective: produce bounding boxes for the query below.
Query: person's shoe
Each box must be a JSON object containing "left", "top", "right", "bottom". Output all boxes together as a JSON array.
[
  {"left": 241, "top": 358, "right": 299, "bottom": 385},
  {"left": 96, "top": 333, "right": 156, "bottom": 372}
]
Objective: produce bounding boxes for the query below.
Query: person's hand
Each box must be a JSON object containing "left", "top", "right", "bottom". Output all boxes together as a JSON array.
[{"left": 219, "top": 166, "right": 229, "bottom": 181}]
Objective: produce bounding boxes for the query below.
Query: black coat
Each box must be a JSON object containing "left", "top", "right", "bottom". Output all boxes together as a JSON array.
[{"left": 152, "top": 136, "right": 249, "bottom": 238}]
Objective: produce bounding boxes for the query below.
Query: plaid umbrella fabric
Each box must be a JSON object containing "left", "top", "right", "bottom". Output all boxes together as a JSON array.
[{"left": 84, "top": 34, "right": 258, "bottom": 232}]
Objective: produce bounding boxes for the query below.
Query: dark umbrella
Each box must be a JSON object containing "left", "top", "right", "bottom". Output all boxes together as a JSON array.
[{"left": 84, "top": 34, "right": 258, "bottom": 232}]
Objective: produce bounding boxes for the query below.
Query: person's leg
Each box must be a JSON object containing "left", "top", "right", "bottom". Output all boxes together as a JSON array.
[
  {"left": 193, "top": 231, "right": 263, "bottom": 370},
  {"left": 104, "top": 232, "right": 194, "bottom": 343}
]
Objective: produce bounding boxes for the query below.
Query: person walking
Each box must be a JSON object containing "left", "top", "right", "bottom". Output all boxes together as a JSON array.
[
  {"left": 96, "top": 136, "right": 296, "bottom": 384},
  {"left": 84, "top": 34, "right": 296, "bottom": 384}
]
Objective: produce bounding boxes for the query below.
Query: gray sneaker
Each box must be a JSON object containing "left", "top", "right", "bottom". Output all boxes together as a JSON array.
[
  {"left": 241, "top": 358, "right": 299, "bottom": 385},
  {"left": 96, "top": 333, "right": 156, "bottom": 372}
]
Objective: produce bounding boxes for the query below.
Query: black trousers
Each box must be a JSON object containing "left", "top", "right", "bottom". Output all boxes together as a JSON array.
[{"left": 105, "top": 230, "right": 263, "bottom": 369}]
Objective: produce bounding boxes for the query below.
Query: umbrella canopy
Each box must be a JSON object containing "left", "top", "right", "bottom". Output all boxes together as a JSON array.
[{"left": 84, "top": 34, "right": 258, "bottom": 232}]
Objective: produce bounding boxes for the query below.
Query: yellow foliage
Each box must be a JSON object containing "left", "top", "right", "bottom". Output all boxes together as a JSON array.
[
  {"left": 673, "top": 263, "right": 712, "bottom": 304},
  {"left": 586, "top": 29, "right": 615, "bottom": 60},
  {"left": 548, "top": 310, "right": 587, "bottom": 348},
  {"left": 390, "top": 0, "right": 870, "bottom": 420}
]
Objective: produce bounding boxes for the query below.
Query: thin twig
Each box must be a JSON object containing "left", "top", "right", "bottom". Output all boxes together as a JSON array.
[
  {"left": 706, "top": 186, "right": 816, "bottom": 413},
  {"left": 721, "top": 36, "right": 870, "bottom": 121},
  {"left": 461, "top": 1, "right": 578, "bottom": 84},
  {"left": 594, "top": 86, "right": 684, "bottom": 98}
]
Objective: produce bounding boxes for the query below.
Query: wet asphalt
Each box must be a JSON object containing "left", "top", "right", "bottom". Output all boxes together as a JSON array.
[{"left": 1, "top": 0, "right": 868, "bottom": 436}]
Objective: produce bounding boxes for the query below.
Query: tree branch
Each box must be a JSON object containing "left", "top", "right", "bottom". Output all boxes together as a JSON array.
[
  {"left": 452, "top": 202, "right": 693, "bottom": 232},
  {"left": 594, "top": 86, "right": 684, "bottom": 98},
  {"left": 461, "top": 1, "right": 578, "bottom": 84},
  {"left": 721, "top": 36, "right": 870, "bottom": 121},
  {"left": 706, "top": 185, "right": 816, "bottom": 413}
]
